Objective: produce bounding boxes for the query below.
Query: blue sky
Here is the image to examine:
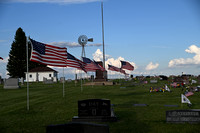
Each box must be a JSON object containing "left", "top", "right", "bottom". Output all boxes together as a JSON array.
[{"left": 0, "top": 0, "right": 200, "bottom": 79}]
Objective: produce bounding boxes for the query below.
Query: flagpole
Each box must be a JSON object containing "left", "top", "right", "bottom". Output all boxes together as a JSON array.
[
  {"left": 63, "top": 67, "right": 65, "bottom": 97},
  {"left": 26, "top": 37, "right": 29, "bottom": 110}
]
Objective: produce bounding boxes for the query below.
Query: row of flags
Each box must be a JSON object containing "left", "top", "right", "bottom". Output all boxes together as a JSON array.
[
  {"left": 30, "top": 39, "right": 133, "bottom": 74},
  {"left": 108, "top": 60, "right": 134, "bottom": 75}
]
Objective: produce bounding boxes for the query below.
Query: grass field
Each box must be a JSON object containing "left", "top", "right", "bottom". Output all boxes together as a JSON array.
[{"left": 0, "top": 79, "right": 200, "bottom": 133}]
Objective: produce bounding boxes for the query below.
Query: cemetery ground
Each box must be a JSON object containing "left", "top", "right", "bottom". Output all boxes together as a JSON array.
[{"left": 0, "top": 79, "right": 200, "bottom": 133}]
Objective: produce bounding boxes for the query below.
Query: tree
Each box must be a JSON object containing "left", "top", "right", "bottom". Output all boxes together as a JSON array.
[{"left": 7, "top": 27, "right": 45, "bottom": 78}]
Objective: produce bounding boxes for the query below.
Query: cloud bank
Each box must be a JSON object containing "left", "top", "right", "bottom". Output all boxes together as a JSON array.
[
  {"left": 168, "top": 45, "right": 200, "bottom": 67},
  {"left": 145, "top": 62, "right": 159, "bottom": 70}
]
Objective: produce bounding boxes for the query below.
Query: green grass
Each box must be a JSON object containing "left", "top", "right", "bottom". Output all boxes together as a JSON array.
[{"left": 0, "top": 80, "right": 200, "bottom": 133}]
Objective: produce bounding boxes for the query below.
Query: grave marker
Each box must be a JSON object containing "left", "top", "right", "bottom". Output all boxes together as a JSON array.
[
  {"left": 4, "top": 78, "right": 19, "bottom": 89},
  {"left": 46, "top": 122, "right": 109, "bottom": 133},
  {"left": 166, "top": 109, "right": 200, "bottom": 123},
  {"left": 73, "top": 99, "right": 117, "bottom": 122}
]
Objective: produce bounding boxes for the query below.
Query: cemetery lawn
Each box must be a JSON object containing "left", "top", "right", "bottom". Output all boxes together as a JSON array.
[{"left": 0, "top": 80, "right": 200, "bottom": 133}]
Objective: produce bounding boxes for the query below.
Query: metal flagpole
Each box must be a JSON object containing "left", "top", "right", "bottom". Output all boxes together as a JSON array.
[
  {"left": 63, "top": 67, "right": 65, "bottom": 97},
  {"left": 101, "top": 2, "right": 105, "bottom": 69},
  {"left": 26, "top": 37, "right": 29, "bottom": 110}
]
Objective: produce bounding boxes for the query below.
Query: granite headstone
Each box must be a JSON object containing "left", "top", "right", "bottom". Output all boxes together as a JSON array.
[{"left": 166, "top": 109, "right": 200, "bottom": 123}]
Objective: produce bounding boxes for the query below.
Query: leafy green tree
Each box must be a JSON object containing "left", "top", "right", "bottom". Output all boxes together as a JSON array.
[{"left": 7, "top": 27, "right": 45, "bottom": 78}]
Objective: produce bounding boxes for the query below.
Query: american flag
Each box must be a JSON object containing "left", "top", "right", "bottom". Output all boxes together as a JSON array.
[
  {"left": 93, "top": 60, "right": 106, "bottom": 71},
  {"left": 185, "top": 92, "right": 194, "bottom": 97},
  {"left": 121, "top": 60, "right": 134, "bottom": 71},
  {"left": 108, "top": 64, "right": 121, "bottom": 72},
  {"left": 82, "top": 57, "right": 101, "bottom": 72},
  {"left": 30, "top": 39, "right": 67, "bottom": 67},
  {"left": 66, "top": 52, "right": 87, "bottom": 73},
  {"left": 0, "top": 57, "right": 3, "bottom": 60},
  {"left": 120, "top": 69, "right": 128, "bottom": 75}
]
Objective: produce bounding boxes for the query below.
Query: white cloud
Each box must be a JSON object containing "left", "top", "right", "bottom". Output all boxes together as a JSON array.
[
  {"left": 50, "top": 42, "right": 101, "bottom": 48},
  {"left": 145, "top": 62, "right": 159, "bottom": 70},
  {"left": 93, "top": 49, "right": 137, "bottom": 75},
  {"left": 168, "top": 45, "right": 200, "bottom": 67},
  {"left": 5, "top": 0, "right": 101, "bottom": 4},
  {"left": 92, "top": 49, "right": 110, "bottom": 61},
  {"left": 0, "top": 57, "right": 9, "bottom": 78}
]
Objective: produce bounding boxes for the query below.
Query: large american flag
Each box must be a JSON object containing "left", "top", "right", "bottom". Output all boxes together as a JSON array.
[
  {"left": 108, "top": 64, "right": 121, "bottom": 72},
  {"left": 121, "top": 60, "right": 134, "bottom": 71},
  {"left": 66, "top": 52, "right": 87, "bottom": 73},
  {"left": 30, "top": 39, "right": 67, "bottom": 67},
  {"left": 82, "top": 57, "right": 101, "bottom": 72}
]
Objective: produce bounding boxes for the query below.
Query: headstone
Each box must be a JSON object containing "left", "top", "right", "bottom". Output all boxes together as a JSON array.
[
  {"left": 60, "top": 77, "right": 65, "bottom": 83},
  {"left": 4, "top": 78, "right": 19, "bottom": 89},
  {"left": 133, "top": 104, "right": 148, "bottom": 107},
  {"left": 150, "top": 80, "right": 157, "bottom": 83},
  {"left": 67, "top": 79, "right": 72, "bottom": 82},
  {"left": 46, "top": 122, "right": 109, "bottom": 133},
  {"left": 72, "top": 99, "right": 117, "bottom": 122},
  {"left": 20, "top": 77, "right": 24, "bottom": 85},
  {"left": 43, "top": 77, "right": 53, "bottom": 84},
  {"left": 166, "top": 109, "right": 200, "bottom": 123},
  {"left": 164, "top": 105, "right": 179, "bottom": 107},
  {"left": 53, "top": 77, "right": 57, "bottom": 83},
  {"left": 95, "top": 61, "right": 107, "bottom": 82}
]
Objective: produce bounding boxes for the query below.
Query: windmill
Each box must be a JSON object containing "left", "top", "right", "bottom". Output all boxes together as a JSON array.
[{"left": 78, "top": 35, "right": 93, "bottom": 57}]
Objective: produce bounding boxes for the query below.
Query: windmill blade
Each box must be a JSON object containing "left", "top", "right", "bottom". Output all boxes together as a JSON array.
[{"left": 88, "top": 38, "right": 93, "bottom": 42}]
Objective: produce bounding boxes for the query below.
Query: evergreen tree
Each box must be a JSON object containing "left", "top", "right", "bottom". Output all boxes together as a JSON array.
[{"left": 7, "top": 27, "right": 46, "bottom": 78}]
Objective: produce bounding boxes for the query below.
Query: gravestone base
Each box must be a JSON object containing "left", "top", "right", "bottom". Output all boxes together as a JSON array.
[
  {"left": 47, "top": 122, "right": 109, "bottom": 133},
  {"left": 72, "top": 116, "right": 117, "bottom": 122}
]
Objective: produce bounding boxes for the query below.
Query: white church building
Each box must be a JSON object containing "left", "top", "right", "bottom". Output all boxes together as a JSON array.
[{"left": 25, "top": 67, "right": 58, "bottom": 82}]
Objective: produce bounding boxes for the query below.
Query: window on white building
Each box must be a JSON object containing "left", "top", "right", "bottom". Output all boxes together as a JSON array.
[
  {"left": 29, "top": 74, "right": 32, "bottom": 78},
  {"left": 49, "top": 74, "right": 51, "bottom": 77}
]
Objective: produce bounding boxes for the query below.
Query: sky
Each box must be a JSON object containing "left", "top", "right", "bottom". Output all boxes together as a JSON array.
[{"left": 0, "top": 0, "right": 200, "bottom": 79}]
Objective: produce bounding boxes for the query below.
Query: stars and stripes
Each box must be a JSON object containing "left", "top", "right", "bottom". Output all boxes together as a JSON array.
[
  {"left": 82, "top": 57, "right": 101, "bottom": 72},
  {"left": 108, "top": 64, "right": 121, "bottom": 72},
  {"left": 66, "top": 52, "right": 87, "bottom": 73},
  {"left": 30, "top": 39, "right": 67, "bottom": 67},
  {"left": 93, "top": 60, "right": 106, "bottom": 72},
  {"left": 121, "top": 60, "right": 134, "bottom": 71}
]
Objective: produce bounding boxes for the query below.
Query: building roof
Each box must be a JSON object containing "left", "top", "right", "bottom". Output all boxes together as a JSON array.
[{"left": 29, "top": 67, "right": 58, "bottom": 73}]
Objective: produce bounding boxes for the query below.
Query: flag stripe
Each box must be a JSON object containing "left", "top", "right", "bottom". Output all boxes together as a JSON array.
[
  {"left": 66, "top": 52, "right": 87, "bottom": 73},
  {"left": 30, "top": 39, "right": 67, "bottom": 67}
]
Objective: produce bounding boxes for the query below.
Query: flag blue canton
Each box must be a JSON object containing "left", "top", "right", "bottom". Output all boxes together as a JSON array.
[
  {"left": 121, "top": 61, "right": 126, "bottom": 65},
  {"left": 31, "top": 39, "right": 45, "bottom": 55},
  {"left": 82, "top": 57, "right": 92, "bottom": 64}
]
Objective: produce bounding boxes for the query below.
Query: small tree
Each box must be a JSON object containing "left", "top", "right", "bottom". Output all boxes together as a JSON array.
[{"left": 7, "top": 27, "right": 45, "bottom": 78}]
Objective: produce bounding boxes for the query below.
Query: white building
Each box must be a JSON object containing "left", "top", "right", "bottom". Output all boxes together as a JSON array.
[{"left": 25, "top": 67, "right": 58, "bottom": 82}]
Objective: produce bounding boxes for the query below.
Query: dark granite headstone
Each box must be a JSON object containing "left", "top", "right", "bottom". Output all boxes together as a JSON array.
[
  {"left": 166, "top": 109, "right": 200, "bottom": 123},
  {"left": 95, "top": 62, "right": 107, "bottom": 81},
  {"left": 73, "top": 99, "right": 117, "bottom": 122},
  {"left": 46, "top": 122, "right": 109, "bottom": 133},
  {"left": 78, "top": 99, "right": 111, "bottom": 117}
]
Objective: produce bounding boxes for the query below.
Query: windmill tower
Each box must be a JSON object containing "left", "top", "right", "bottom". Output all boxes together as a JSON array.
[{"left": 78, "top": 35, "right": 93, "bottom": 57}]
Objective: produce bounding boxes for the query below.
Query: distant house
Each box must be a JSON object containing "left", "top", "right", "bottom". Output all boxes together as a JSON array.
[{"left": 25, "top": 67, "right": 58, "bottom": 82}]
